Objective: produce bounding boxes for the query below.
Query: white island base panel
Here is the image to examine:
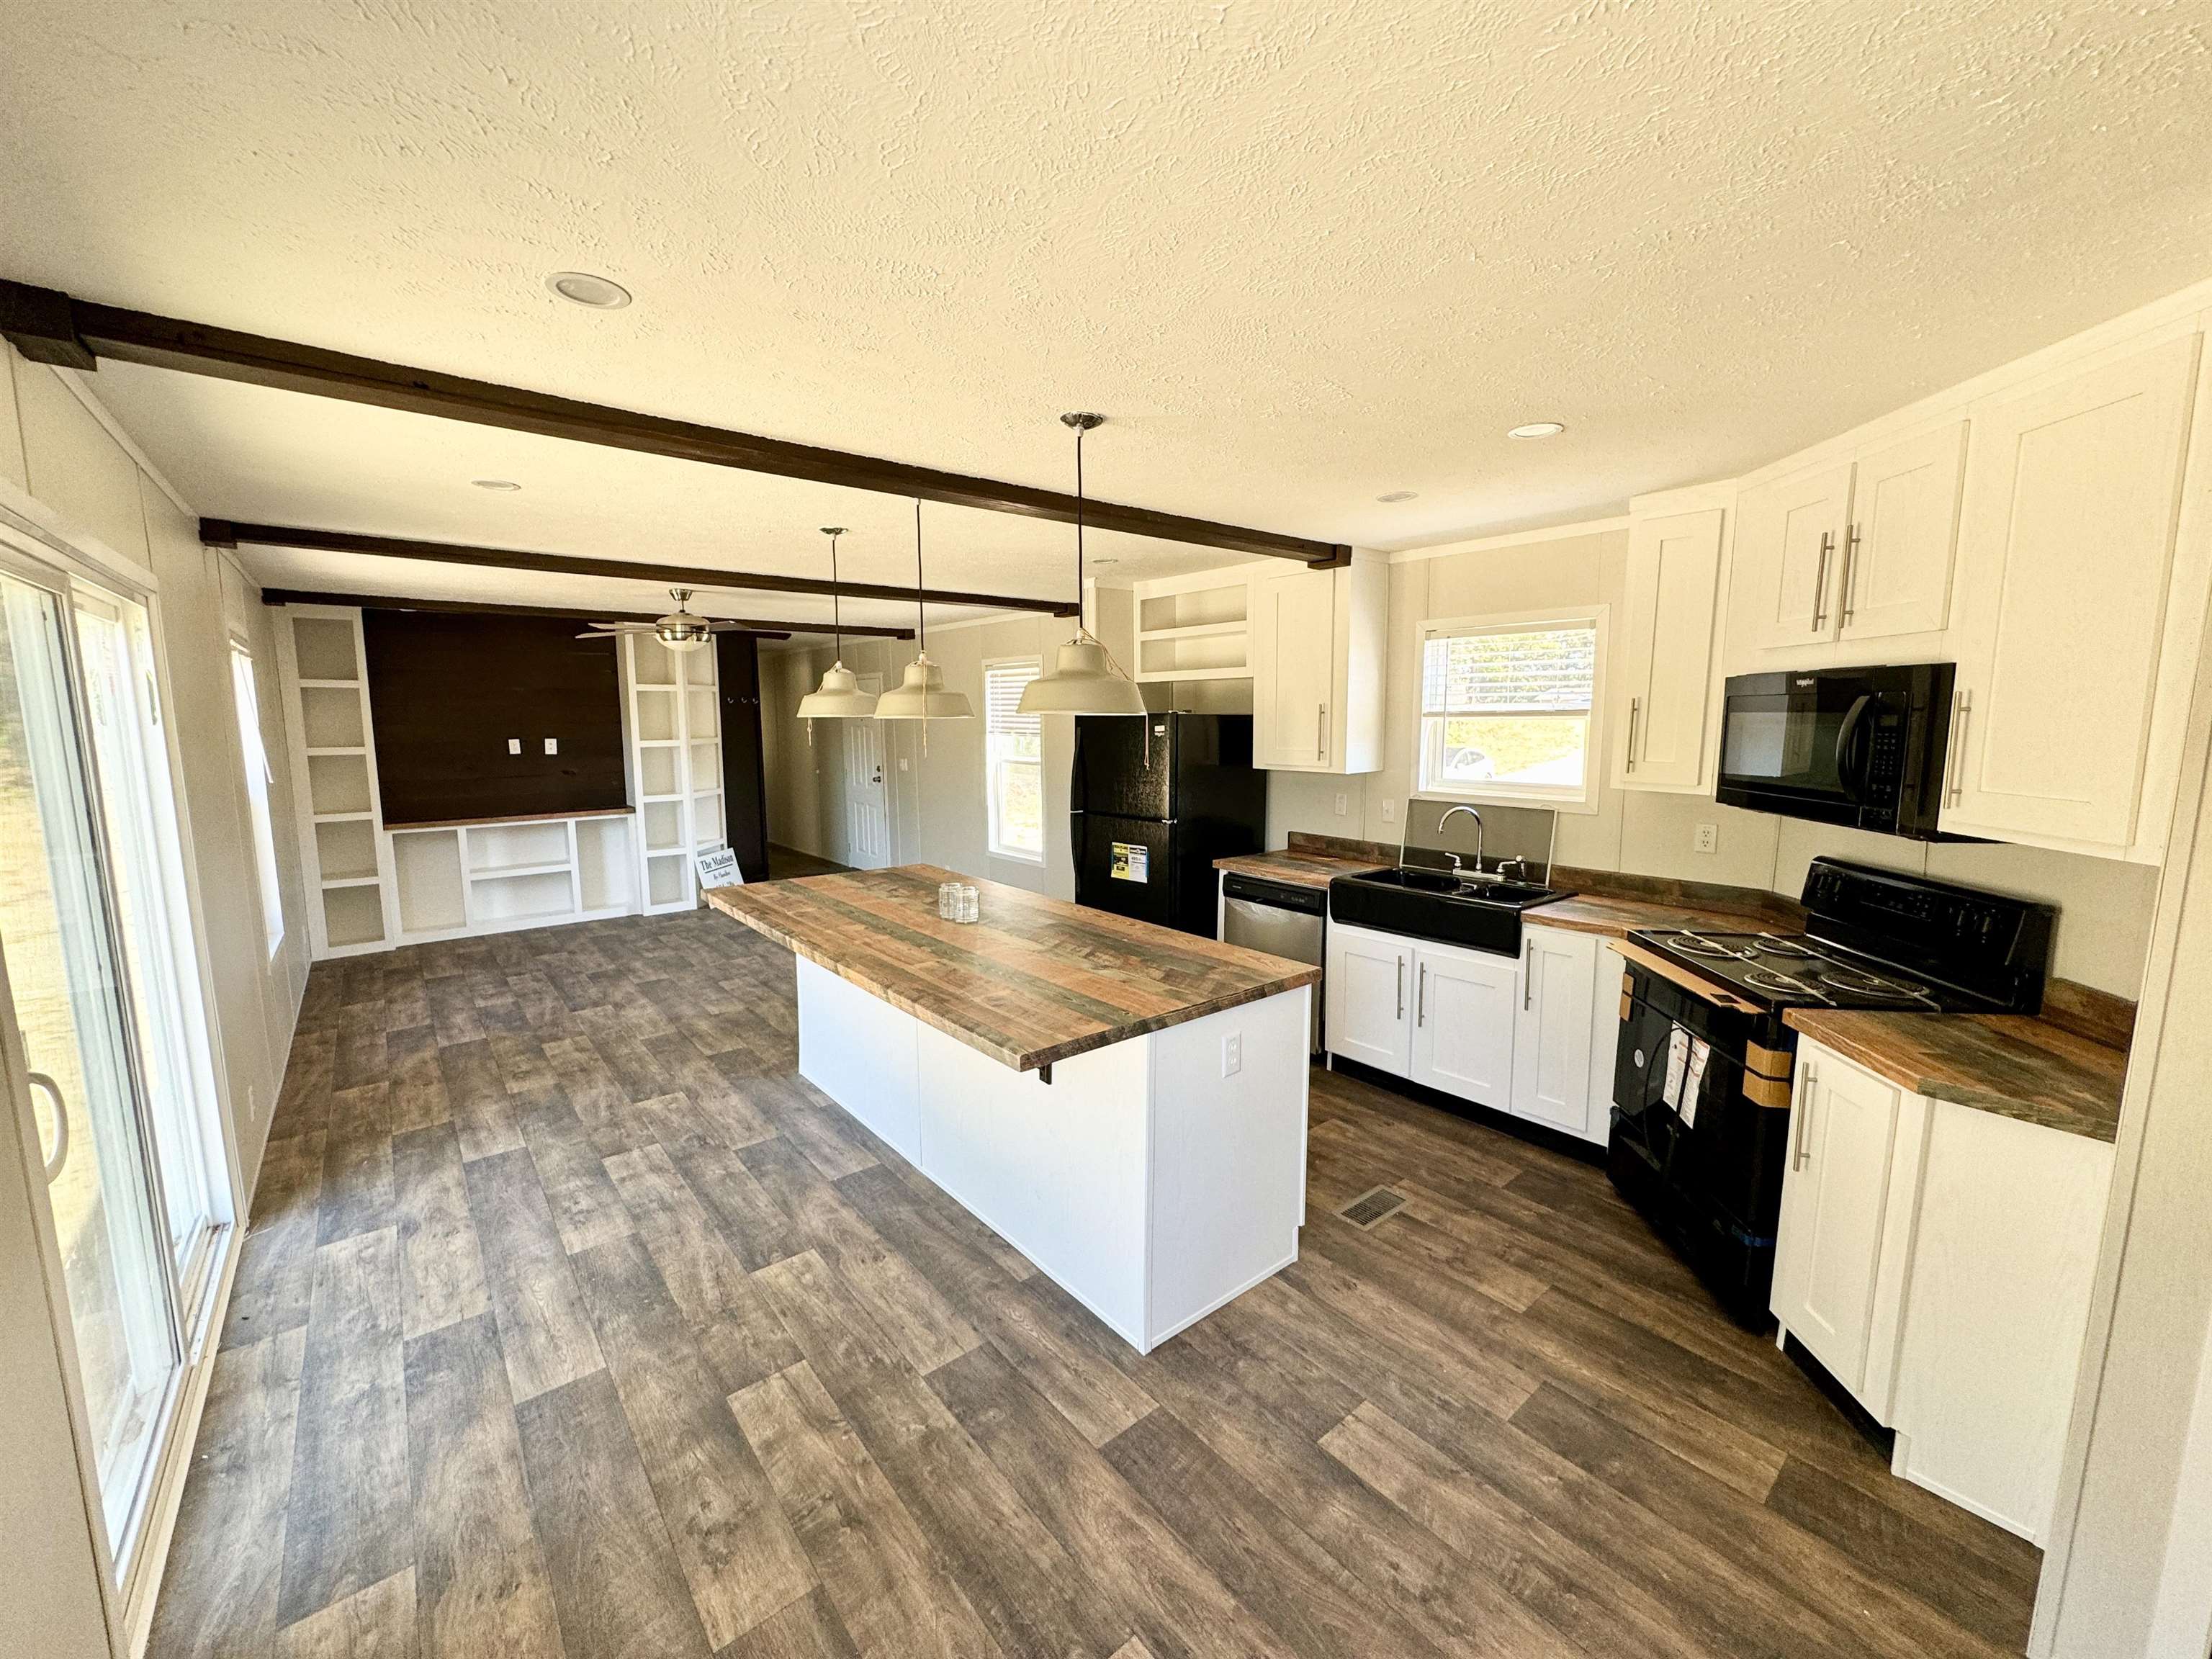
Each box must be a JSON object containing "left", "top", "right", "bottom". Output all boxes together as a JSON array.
[{"left": 795, "top": 956, "right": 1310, "bottom": 1353}]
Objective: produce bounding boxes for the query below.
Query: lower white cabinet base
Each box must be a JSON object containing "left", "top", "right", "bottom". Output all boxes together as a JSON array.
[
  {"left": 1773, "top": 1036, "right": 2113, "bottom": 1544},
  {"left": 794, "top": 958, "right": 1310, "bottom": 1352}
]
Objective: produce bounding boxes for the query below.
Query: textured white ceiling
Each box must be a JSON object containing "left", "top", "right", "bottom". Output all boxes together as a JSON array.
[{"left": 6, "top": 0, "right": 2212, "bottom": 618}]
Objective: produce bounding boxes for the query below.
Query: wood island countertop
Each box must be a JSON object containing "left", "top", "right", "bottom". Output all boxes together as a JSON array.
[
  {"left": 707, "top": 865, "right": 1321, "bottom": 1073},
  {"left": 1785, "top": 1007, "right": 2127, "bottom": 1143}
]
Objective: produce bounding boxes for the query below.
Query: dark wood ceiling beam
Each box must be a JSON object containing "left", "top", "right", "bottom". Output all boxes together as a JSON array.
[
  {"left": 257, "top": 588, "right": 917, "bottom": 640},
  {"left": 206, "top": 520, "right": 1080, "bottom": 616},
  {"left": 1, "top": 279, "right": 1352, "bottom": 567}
]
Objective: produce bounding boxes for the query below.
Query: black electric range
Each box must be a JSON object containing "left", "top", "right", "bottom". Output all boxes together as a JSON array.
[{"left": 1609, "top": 858, "right": 2054, "bottom": 1326}]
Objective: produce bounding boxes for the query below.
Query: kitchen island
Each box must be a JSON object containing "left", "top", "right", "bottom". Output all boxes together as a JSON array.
[{"left": 706, "top": 864, "right": 1318, "bottom": 1352}]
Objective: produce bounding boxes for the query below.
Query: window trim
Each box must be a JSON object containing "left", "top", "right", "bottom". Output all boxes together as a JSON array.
[
  {"left": 1410, "top": 604, "right": 1608, "bottom": 814},
  {"left": 983, "top": 655, "right": 1046, "bottom": 863},
  {"left": 228, "top": 639, "right": 288, "bottom": 957}
]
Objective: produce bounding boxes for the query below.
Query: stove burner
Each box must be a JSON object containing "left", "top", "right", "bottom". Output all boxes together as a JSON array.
[
  {"left": 1664, "top": 932, "right": 1749, "bottom": 960},
  {"left": 1817, "top": 963, "right": 1930, "bottom": 1002},
  {"left": 1751, "top": 934, "right": 1815, "bottom": 958},
  {"left": 1741, "top": 966, "right": 1826, "bottom": 999}
]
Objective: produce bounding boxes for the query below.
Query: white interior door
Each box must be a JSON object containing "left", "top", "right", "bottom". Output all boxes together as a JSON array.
[
  {"left": 843, "top": 675, "right": 889, "bottom": 866},
  {"left": 0, "top": 564, "right": 181, "bottom": 1570}
]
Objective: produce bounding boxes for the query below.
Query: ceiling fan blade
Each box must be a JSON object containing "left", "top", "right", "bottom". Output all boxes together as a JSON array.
[{"left": 577, "top": 621, "right": 653, "bottom": 638}]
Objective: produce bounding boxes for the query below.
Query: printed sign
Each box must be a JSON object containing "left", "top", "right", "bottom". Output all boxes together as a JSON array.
[
  {"left": 1110, "top": 841, "right": 1150, "bottom": 884},
  {"left": 1680, "top": 1037, "right": 1712, "bottom": 1128},
  {"left": 694, "top": 844, "right": 741, "bottom": 891}
]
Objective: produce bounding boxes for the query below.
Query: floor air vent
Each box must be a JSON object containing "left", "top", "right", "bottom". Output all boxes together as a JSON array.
[{"left": 1337, "top": 1186, "right": 1407, "bottom": 1230}]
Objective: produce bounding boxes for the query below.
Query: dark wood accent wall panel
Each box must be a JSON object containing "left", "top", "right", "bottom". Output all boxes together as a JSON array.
[
  {"left": 363, "top": 610, "right": 629, "bottom": 826},
  {"left": 715, "top": 633, "right": 771, "bottom": 884}
]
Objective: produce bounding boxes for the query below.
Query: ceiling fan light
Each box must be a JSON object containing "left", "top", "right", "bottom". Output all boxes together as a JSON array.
[
  {"left": 875, "top": 653, "right": 974, "bottom": 720},
  {"left": 1019, "top": 633, "right": 1148, "bottom": 716},
  {"left": 796, "top": 660, "right": 878, "bottom": 719}
]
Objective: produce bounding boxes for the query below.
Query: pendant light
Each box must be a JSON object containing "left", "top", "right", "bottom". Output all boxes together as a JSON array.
[
  {"left": 874, "top": 499, "right": 974, "bottom": 721},
  {"left": 795, "top": 526, "right": 878, "bottom": 720},
  {"left": 1018, "top": 412, "right": 1147, "bottom": 716}
]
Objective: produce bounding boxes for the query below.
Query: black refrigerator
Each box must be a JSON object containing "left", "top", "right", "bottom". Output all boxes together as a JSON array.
[{"left": 1071, "top": 713, "right": 1268, "bottom": 938}]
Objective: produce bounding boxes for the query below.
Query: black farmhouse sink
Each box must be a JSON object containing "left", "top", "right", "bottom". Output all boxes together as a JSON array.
[{"left": 1327, "top": 868, "right": 1568, "bottom": 956}]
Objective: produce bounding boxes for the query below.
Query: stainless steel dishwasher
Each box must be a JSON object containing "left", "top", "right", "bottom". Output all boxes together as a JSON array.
[{"left": 1220, "top": 872, "right": 1326, "bottom": 1056}]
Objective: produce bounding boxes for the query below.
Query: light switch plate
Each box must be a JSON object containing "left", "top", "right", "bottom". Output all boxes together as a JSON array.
[
  {"left": 1381, "top": 799, "right": 1395, "bottom": 822},
  {"left": 544, "top": 737, "right": 558, "bottom": 755},
  {"left": 507, "top": 737, "right": 521, "bottom": 755},
  {"left": 1334, "top": 791, "right": 1349, "bottom": 817},
  {"left": 1222, "top": 1031, "right": 1242, "bottom": 1077}
]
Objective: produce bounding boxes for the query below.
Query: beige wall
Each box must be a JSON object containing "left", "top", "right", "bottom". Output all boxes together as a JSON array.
[{"left": 2, "top": 346, "right": 310, "bottom": 1186}]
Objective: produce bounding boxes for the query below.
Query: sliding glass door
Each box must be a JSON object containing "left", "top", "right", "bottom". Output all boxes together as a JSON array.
[{"left": 0, "top": 540, "right": 232, "bottom": 1585}]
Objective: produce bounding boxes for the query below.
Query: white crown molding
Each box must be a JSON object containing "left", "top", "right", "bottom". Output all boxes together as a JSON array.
[{"left": 1386, "top": 514, "right": 1635, "bottom": 563}]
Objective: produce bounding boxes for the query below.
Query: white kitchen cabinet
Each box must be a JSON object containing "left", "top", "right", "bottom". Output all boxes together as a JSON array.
[
  {"left": 1738, "top": 458, "right": 1853, "bottom": 649},
  {"left": 1613, "top": 506, "right": 1727, "bottom": 793},
  {"left": 1251, "top": 554, "right": 1387, "bottom": 773},
  {"left": 1511, "top": 924, "right": 1611, "bottom": 1143},
  {"left": 1326, "top": 919, "right": 1611, "bottom": 1146},
  {"left": 1838, "top": 423, "right": 1968, "bottom": 644},
  {"left": 1775, "top": 1035, "right": 2114, "bottom": 1544},
  {"left": 1324, "top": 922, "right": 1413, "bottom": 1074},
  {"left": 1771, "top": 1044, "right": 1917, "bottom": 1398},
  {"left": 1941, "top": 332, "right": 2203, "bottom": 858},
  {"left": 1410, "top": 945, "right": 1518, "bottom": 1109},
  {"left": 1732, "top": 424, "right": 1966, "bottom": 665}
]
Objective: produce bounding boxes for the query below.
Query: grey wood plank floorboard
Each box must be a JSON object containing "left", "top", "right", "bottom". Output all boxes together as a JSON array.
[
  {"left": 276, "top": 1228, "right": 410, "bottom": 1629},
  {"left": 150, "top": 908, "right": 2041, "bottom": 1659}
]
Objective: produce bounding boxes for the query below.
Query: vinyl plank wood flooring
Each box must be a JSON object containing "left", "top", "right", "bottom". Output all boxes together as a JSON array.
[
  {"left": 276, "top": 1229, "right": 410, "bottom": 1629},
  {"left": 464, "top": 1146, "right": 606, "bottom": 1401},
  {"left": 516, "top": 1370, "right": 715, "bottom": 1659},
  {"left": 151, "top": 909, "right": 2041, "bottom": 1659},
  {"left": 572, "top": 1231, "right": 815, "bottom": 1649},
  {"left": 404, "top": 1313, "right": 564, "bottom": 1659}
]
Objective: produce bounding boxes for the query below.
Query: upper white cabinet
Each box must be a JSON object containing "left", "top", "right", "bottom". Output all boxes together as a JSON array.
[
  {"left": 1941, "top": 333, "right": 2203, "bottom": 858},
  {"left": 1613, "top": 506, "right": 1726, "bottom": 793},
  {"left": 1736, "top": 425, "right": 1967, "bottom": 662},
  {"left": 1251, "top": 554, "right": 1388, "bottom": 773}
]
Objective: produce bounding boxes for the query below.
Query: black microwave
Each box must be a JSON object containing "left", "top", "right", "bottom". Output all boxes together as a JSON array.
[{"left": 1715, "top": 664, "right": 1957, "bottom": 839}]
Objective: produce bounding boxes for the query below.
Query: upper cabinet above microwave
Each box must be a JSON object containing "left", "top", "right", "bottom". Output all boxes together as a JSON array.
[{"left": 1733, "top": 421, "right": 1968, "bottom": 666}]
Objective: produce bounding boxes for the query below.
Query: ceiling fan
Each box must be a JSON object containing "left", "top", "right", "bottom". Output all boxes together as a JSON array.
[{"left": 575, "top": 588, "right": 741, "bottom": 653}]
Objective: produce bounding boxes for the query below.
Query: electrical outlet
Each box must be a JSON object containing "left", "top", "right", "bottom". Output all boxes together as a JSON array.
[
  {"left": 1381, "top": 799, "right": 1395, "bottom": 822},
  {"left": 507, "top": 737, "right": 521, "bottom": 755},
  {"left": 543, "top": 737, "right": 558, "bottom": 755},
  {"left": 1222, "top": 1031, "right": 1243, "bottom": 1077},
  {"left": 898, "top": 757, "right": 910, "bottom": 773},
  {"left": 1695, "top": 822, "right": 1719, "bottom": 854},
  {"left": 1334, "top": 791, "right": 1349, "bottom": 817}
]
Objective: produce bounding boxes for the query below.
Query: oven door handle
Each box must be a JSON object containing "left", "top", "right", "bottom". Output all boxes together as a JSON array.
[{"left": 1833, "top": 693, "right": 1874, "bottom": 804}]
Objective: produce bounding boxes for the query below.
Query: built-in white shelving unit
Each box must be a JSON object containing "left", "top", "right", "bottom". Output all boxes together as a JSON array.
[
  {"left": 624, "top": 633, "right": 723, "bottom": 914},
  {"left": 1133, "top": 569, "right": 1252, "bottom": 681},
  {"left": 275, "top": 602, "right": 650, "bottom": 960}
]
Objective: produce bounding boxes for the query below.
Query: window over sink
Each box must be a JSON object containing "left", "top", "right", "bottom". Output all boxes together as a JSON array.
[{"left": 1416, "top": 608, "right": 1605, "bottom": 809}]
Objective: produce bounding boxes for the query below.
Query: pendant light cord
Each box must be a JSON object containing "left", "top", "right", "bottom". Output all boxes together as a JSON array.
[
  {"left": 1074, "top": 421, "right": 1087, "bottom": 616},
  {"left": 829, "top": 529, "right": 845, "bottom": 662},
  {"left": 914, "top": 498, "right": 927, "bottom": 656}
]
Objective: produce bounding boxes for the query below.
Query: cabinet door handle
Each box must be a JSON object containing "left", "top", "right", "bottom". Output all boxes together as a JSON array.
[
  {"left": 1809, "top": 531, "right": 1835, "bottom": 631},
  {"left": 1316, "top": 703, "right": 1328, "bottom": 763},
  {"left": 1522, "top": 940, "right": 1534, "bottom": 1010},
  {"left": 1946, "top": 687, "right": 1973, "bottom": 806},
  {"left": 1625, "top": 696, "right": 1641, "bottom": 773},
  {"left": 1395, "top": 957, "right": 1405, "bottom": 1021},
  {"left": 1792, "top": 1065, "right": 1815, "bottom": 1171},
  {"left": 1840, "top": 525, "right": 1861, "bottom": 625},
  {"left": 1417, "top": 963, "right": 1427, "bottom": 1027}
]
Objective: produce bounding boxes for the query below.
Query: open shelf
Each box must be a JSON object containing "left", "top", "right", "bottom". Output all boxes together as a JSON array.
[
  {"left": 577, "top": 815, "right": 635, "bottom": 912},
  {"left": 393, "top": 827, "right": 467, "bottom": 934},
  {"left": 300, "top": 684, "right": 367, "bottom": 749},
  {"left": 315, "top": 817, "right": 379, "bottom": 883},
  {"left": 1139, "top": 582, "right": 1248, "bottom": 634},
  {"left": 467, "top": 818, "right": 570, "bottom": 874},
  {"left": 320, "top": 874, "right": 383, "bottom": 890},
  {"left": 293, "top": 616, "right": 360, "bottom": 682},
  {"left": 469, "top": 860, "right": 575, "bottom": 882},
  {"left": 1133, "top": 573, "right": 1253, "bottom": 683},
  {"left": 645, "top": 852, "right": 688, "bottom": 908},
  {"left": 322, "top": 884, "right": 385, "bottom": 950},
  {"left": 307, "top": 752, "right": 373, "bottom": 817},
  {"left": 469, "top": 868, "right": 576, "bottom": 925}
]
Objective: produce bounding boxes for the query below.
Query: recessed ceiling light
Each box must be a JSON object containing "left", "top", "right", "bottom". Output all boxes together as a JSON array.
[
  {"left": 1377, "top": 490, "right": 1419, "bottom": 503},
  {"left": 546, "top": 271, "right": 632, "bottom": 309},
  {"left": 471, "top": 478, "right": 521, "bottom": 490},
  {"left": 1508, "top": 421, "right": 1566, "bottom": 440}
]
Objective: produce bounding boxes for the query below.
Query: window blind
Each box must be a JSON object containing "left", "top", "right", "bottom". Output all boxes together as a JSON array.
[
  {"left": 1421, "top": 624, "right": 1596, "bottom": 717},
  {"left": 985, "top": 659, "right": 1042, "bottom": 736}
]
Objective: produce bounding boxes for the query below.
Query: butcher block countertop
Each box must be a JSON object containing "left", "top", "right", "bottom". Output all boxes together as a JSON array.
[
  {"left": 1785, "top": 1007, "right": 2127, "bottom": 1143},
  {"left": 707, "top": 864, "right": 1320, "bottom": 1073},
  {"left": 1213, "top": 847, "right": 1393, "bottom": 889},
  {"left": 1527, "top": 891, "right": 1794, "bottom": 940}
]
